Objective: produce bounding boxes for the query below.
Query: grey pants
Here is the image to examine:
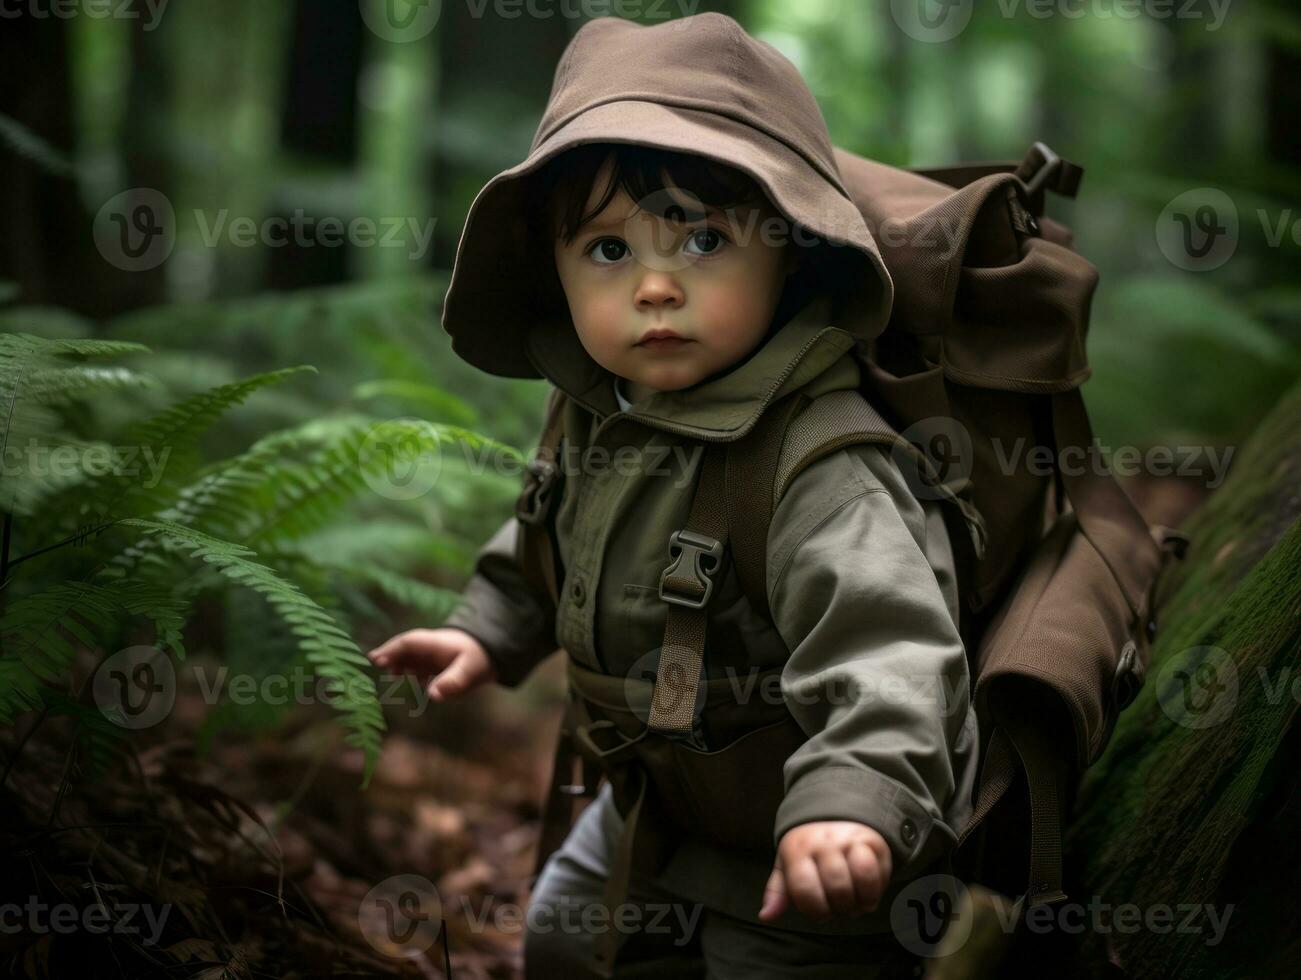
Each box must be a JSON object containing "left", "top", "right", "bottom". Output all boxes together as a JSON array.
[{"left": 524, "top": 784, "right": 925, "bottom": 980}]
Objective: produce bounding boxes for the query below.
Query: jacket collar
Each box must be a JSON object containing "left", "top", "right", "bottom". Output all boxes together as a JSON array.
[{"left": 525, "top": 295, "right": 860, "bottom": 442}]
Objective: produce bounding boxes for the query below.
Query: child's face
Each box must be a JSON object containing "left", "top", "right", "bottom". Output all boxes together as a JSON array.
[{"left": 552, "top": 155, "right": 797, "bottom": 402}]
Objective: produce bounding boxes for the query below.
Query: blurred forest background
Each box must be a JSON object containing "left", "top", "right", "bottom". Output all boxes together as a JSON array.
[{"left": 0, "top": 1, "right": 1299, "bottom": 977}]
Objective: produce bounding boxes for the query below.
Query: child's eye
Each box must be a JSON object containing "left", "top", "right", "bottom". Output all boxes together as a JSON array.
[
  {"left": 587, "top": 238, "right": 629, "bottom": 264},
  {"left": 683, "top": 227, "right": 728, "bottom": 257}
]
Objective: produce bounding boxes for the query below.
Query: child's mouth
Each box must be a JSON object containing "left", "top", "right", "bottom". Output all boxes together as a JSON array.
[{"left": 637, "top": 337, "right": 691, "bottom": 351}]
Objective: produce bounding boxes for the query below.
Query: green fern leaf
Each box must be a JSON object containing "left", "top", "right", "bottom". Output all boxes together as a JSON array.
[{"left": 116, "top": 518, "right": 385, "bottom": 785}]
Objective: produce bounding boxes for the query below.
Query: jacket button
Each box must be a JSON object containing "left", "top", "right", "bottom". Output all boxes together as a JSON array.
[
  {"left": 900, "top": 819, "right": 917, "bottom": 846},
  {"left": 570, "top": 579, "right": 586, "bottom": 606}
]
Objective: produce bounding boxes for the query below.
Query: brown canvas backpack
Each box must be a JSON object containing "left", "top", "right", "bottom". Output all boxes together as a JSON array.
[{"left": 513, "top": 142, "right": 1191, "bottom": 953}]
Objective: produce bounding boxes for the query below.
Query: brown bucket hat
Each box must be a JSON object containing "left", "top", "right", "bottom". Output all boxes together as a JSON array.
[{"left": 440, "top": 11, "right": 895, "bottom": 379}]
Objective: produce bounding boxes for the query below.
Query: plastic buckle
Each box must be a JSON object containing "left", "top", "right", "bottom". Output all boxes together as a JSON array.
[
  {"left": 516, "top": 456, "right": 558, "bottom": 526},
  {"left": 1022, "top": 141, "right": 1062, "bottom": 203},
  {"left": 658, "top": 529, "right": 724, "bottom": 610},
  {"left": 1111, "top": 639, "right": 1144, "bottom": 711}
]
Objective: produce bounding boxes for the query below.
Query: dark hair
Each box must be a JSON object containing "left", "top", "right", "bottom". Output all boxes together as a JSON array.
[{"left": 525, "top": 142, "right": 855, "bottom": 337}]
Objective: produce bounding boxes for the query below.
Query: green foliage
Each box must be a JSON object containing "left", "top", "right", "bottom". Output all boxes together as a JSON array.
[
  {"left": 0, "top": 325, "right": 523, "bottom": 791},
  {"left": 1086, "top": 275, "right": 1301, "bottom": 448}
]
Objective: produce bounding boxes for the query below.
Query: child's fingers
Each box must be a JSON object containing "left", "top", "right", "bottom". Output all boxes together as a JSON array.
[
  {"left": 367, "top": 630, "right": 437, "bottom": 670},
  {"left": 845, "top": 840, "right": 887, "bottom": 913},
  {"left": 365, "top": 633, "right": 405, "bottom": 667},
  {"left": 758, "top": 860, "right": 788, "bottom": 921},
  {"left": 782, "top": 853, "right": 831, "bottom": 920},
  {"left": 426, "top": 654, "right": 474, "bottom": 701},
  {"left": 812, "top": 848, "right": 859, "bottom": 916}
]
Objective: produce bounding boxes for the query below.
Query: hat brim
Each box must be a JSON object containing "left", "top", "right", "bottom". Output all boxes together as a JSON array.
[{"left": 441, "top": 99, "right": 895, "bottom": 379}]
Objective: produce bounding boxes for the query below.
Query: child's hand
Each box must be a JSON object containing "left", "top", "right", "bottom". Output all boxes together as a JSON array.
[
  {"left": 758, "top": 821, "right": 893, "bottom": 922},
  {"left": 365, "top": 628, "right": 498, "bottom": 701}
]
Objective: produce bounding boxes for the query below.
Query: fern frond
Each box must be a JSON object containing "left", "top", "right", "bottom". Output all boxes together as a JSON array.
[
  {"left": 127, "top": 365, "right": 317, "bottom": 458},
  {"left": 116, "top": 518, "right": 385, "bottom": 784},
  {"left": 43, "top": 692, "right": 133, "bottom": 781},
  {"left": 158, "top": 414, "right": 519, "bottom": 549},
  {"left": 21, "top": 363, "right": 156, "bottom": 405},
  {"left": 45, "top": 366, "right": 317, "bottom": 527},
  {"left": 0, "top": 579, "right": 190, "bottom": 726},
  {"left": 341, "top": 561, "right": 462, "bottom": 621},
  {"left": 0, "top": 332, "right": 150, "bottom": 387},
  {"left": 351, "top": 379, "right": 478, "bottom": 426},
  {"left": 262, "top": 545, "right": 462, "bottom": 622}
]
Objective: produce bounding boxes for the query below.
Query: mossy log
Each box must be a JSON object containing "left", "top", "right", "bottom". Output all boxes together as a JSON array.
[{"left": 1058, "top": 379, "right": 1301, "bottom": 977}]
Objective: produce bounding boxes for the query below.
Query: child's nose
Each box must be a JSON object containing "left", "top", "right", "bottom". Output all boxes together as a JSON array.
[{"left": 634, "top": 273, "right": 684, "bottom": 311}]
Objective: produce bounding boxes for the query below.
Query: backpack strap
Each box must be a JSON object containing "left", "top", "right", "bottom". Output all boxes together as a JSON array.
[
  {"left": 727, "top": 388, "right": 988, "bottom": 624},
  {"left": 911, "top": 141, "right": 1084, "bottom": 217},
  {"left": 515, "top": 387, "right": 569, "bottom": 605}
]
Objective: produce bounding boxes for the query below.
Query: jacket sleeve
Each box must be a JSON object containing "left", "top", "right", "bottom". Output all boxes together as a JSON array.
[
  {"left": 766, "top": 442, "right": 977, "bottom": 882},
  {"left": 442, "top": 514, "right": 559, "bottom": 689}
]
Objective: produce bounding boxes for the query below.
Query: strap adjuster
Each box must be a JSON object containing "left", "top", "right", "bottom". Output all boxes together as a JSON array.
[
  {"left": 1021, "top": 141, "right": 1062, "bottom": 201},
  {"left": 658, "top": 529, "right": 724, "bottom": 610},
  {"left": 516, "top": 456, "right": 559, "bottom": 526}
]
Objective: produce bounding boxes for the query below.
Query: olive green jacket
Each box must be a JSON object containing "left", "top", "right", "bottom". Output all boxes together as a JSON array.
[{"left": 444, "top": 298, "right": 980, "bottom": 933}]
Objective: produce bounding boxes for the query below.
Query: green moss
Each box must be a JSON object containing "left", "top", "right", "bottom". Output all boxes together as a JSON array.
[{"left": 1061, "top": 380, "right": 1301, "bottom": 978}]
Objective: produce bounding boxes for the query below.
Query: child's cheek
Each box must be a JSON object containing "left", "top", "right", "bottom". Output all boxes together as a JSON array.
[{"left": 696, "top": 285, "right": 766, "bottom": 352}]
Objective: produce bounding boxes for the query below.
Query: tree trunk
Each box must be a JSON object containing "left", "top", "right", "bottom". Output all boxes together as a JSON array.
[
  {"left": 265, "top": 0, "right": 366, "bottom": 290},
  {"left": 1057, "top": 379, "right": 1301, "bottom": 978}
]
